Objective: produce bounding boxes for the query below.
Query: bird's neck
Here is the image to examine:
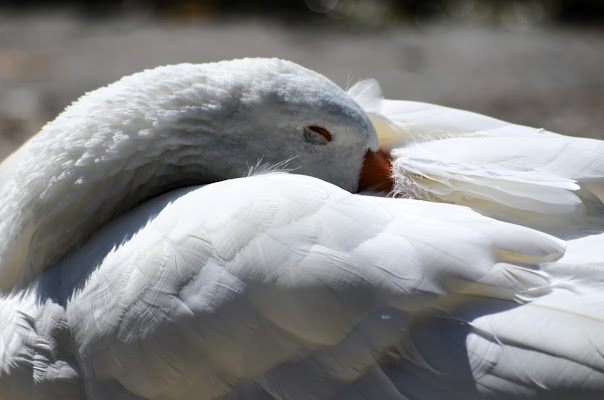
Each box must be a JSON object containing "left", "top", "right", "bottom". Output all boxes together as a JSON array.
[{"left": 0, "top": 107, "right": 242, "bottom": 293}]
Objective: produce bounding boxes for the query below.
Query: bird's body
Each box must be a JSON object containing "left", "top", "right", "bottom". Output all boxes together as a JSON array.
[{"left": 0, "top": 58, "right": 603, "bottom": 399}]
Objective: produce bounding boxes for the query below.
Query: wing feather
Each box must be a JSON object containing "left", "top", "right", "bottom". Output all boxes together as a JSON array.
[
  {"left": 349, "top": 79, "right": 604, "bottom": 239},
  {"left": 4, "top": 173, "right": 601, "bottom": 398}
]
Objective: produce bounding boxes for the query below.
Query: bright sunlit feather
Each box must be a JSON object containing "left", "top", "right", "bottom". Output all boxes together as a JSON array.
[{"left": 0, "top": 59, "right": 602, "bottom": 399}]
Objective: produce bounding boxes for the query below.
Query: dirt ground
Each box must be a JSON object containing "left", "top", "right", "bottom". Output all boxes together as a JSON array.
[{"left": 1, "top": 11, "right": 603, "bottom": 160}]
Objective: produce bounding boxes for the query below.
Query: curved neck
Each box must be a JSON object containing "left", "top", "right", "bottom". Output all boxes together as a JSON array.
[
  {"left": 0, "top": 82, "right": 250, "bottom": 292},
  {"left": 0, "top": 126, "right": 261, "bottom": 292}
]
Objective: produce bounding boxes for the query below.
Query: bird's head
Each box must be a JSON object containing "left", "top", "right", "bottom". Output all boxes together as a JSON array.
[{"left": 57, "top": 57, "right": 392, "bottom": 194}]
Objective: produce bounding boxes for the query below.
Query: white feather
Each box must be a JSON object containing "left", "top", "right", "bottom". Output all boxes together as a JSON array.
[
  {"left": 348, "top": 79, "right": 604, "bottom": 258},
  {"left": 3, "top": 174, "right": 566, "bottom": 399},
  {"left": 1, "top": 60, "right": 603, "bottom": 399}
]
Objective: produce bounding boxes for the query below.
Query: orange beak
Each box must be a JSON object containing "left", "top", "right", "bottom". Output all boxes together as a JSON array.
[{"left": 358, "top": 149, "right": 393, "bottom": 193}]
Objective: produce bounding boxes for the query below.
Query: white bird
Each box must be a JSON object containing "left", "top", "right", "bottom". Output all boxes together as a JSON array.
[{"left": 0, "top": 58, "right": 602, "bottom": 399}]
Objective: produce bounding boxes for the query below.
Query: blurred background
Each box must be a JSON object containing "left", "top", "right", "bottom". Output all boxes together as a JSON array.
[{"left": 1, "top": 0, "right": 602, "bottom": 159}]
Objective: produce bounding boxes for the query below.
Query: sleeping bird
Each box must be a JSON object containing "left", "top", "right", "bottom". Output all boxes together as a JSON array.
[{"left": 0, "top": 58, "right": 602, "bottom": 399}]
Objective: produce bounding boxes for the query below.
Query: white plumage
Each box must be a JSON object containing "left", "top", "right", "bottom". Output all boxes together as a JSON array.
[
  {"left": 0, "top": 58, "right": 602, "bottom": 399},
  {"left": 349, "top": 79, "right": 604, "bottom": 263}
]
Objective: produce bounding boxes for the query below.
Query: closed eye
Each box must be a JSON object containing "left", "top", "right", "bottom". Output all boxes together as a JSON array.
[{"left": 304, "top": 125, "right": 332, "bottom": 145}]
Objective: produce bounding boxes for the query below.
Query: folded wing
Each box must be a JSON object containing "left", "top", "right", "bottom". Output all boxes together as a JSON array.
[
  {"left": 28, "top": 173, "right": 574, "bottom": 399},
  {"left": 392, "top": 261, "right": 604, "bottom": 400}
]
